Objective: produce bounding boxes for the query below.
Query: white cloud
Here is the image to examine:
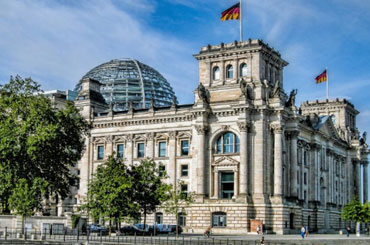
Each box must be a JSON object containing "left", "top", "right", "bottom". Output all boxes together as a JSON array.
[{"left": 0, "top": 0, "right": 197, "bottom": 103}]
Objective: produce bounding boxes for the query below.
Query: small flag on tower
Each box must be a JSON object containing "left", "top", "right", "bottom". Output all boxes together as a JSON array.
[
  {"left": 221, "top": 2, "right": 240, "bottom": 21},
  {"left": 315, "top": 69, "right": 327, "bottom": 84}
]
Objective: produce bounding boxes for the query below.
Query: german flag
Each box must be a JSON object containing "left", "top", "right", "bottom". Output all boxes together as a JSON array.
[
  {"left": 221, "top": 3, "right": 240, "bottom": 21},
  {"left": 315, "top": 69, "right": 327, "bottom": 84}
]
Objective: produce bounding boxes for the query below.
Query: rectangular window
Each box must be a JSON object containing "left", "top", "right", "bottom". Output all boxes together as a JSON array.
[
  {"left": 159, "top": 142, "right": 166, "bottom": 157},
  {"left": 212, "top": 213, "right": 227, "bottom": 227},
  {"left": 181, "top": 184, "right": 188, "bottom": 198},
  {"left": 117, "top": 144, "right": 124, "bottom": 159},
  {"left": 304, "top": 191, "right": 307, "bottom": 202},
  {"left": 178, "top": 213, "right": 186, "bottom": 226},
  {"left": 221, "top": 172, "right": 234, "bottom": 199},
  {"left": 181, "top": 165, "right": 188, "bottom": 177},
  {"left": 304, "top": 173, "right": 307, "bottom": 185},
  {"left": 137, "top": 143, "right": 145, "bottom": 158},
  {"left": 97, "top": 145, "right": 104, "bottom": 160},
  {"left": 181, "top": 140, "right": 189, "bottom": 156},
  {"left": 159, "top": 165, "right": 166, "bottom": 177}
]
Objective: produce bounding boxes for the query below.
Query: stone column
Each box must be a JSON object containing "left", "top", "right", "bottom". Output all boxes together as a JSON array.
[
  {"left": 196, "top": 125, "right": 208, "bottom": 196},
  {"left": 234, "top": 170, "right": 239, "bottom": 198},
  {"left": 126, "top": 135, "right": 133, "bottom": 165},
  {"left": 254, "top": 112, "right": 266, "bottom": 195},
  {"left": 347, "top": 156, "right": 353, "bottom": 202},
  {"left": 288, "top": 131, "right": 299, "bottom": 197},
  {"left": 272, "top": 124, "right": 283, "bottom": 196},
  {"left": 238, "top": 122, "right": 249, "bottom": 197},
  {"left": 363, "top": 162, "right": 369, "bottom": 202},
  {"left": 234, "top": 59, "right": 239, "bottom": 80},
  {"left": 146, "top": 133, "right": 154, "bottom": 158},
  {"left": 220, "top": 60, "right": 225, "bottom": 83},
  {"left": 106, "top": 135, "right": 113, "bottom": 156},
  {"left": 355, "top": 161, "right": 361, "bottom": 201},
  {"left": 169, "top": 131, "right": 177, "bottom": 187},
  {"left": 213, "top": 171, "right": 219, "bottom": 198}
]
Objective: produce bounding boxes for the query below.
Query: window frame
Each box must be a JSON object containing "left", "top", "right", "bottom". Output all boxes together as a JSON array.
[
  {"left": 117, "top": 144, "right": 124, "bottom": 159},
  {"left": 213, "top": 66, "right": 220, "bottom": 80},
  {"left": 158, "top": 141, "right": 167, "bottom": 157},
  {"left": 240, "top": 63, "right": 247, "bottom": 77},
  {"left": 97, "top": 145, "right": 104, "bottom": 160},
  {"left": 178, "top": 213, "right": 186, "bottom": 226},
  {"left": 226, "top": 64, "right": 233, "bottom": 79},
  {"left": 216, "top": 132, "right": 240, "bottom": 154},
  {"left": 212, "top": 212, "right": 227, "bottom": 228},
  {"left": 181, "top": 165, "right": 188, "bottom": 177},
  {"left": 180, "top": 140, "right": 189, "bottom": 156},
  {"left": 137, "top": 142, "right": 145, "bottom": 158}
]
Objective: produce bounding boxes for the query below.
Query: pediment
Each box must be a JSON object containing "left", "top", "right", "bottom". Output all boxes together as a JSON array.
[
  {"left": 113, "top": 135, "right": 126, "bottom": 143},
  {"left": 92, "top": 136, "right": 106, "bottom": 144},
  {"left": 213, "top": 156, "right": 239, "bottom": 167},
  {"left": 133, "top": 134, "right": 146, "bottom": 142},
  {"left": 155, "top": 132, "right": 169, "bottom": 140},
  {"left": 177, "top": 131, "right": 192, "bottom": 139}
]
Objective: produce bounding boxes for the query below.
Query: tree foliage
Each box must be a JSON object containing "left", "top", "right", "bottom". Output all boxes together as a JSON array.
[
  {"left": 162, "top": 180, "right": 194, "bottom": 237},
  {"left": 82, "top": 155, "right": 140, "bottom": 234},
  {"left": 8, "top": 178, "right": 48, "bottom": 232},
  {"left": 342, "top": 196, "right": 370, "bottom": 223},
  {"left": 0, "top": 76, "right": 90, "bottom": 213},
  {"left": 129, "top": 159, "right": 171, "bottom": 228}
]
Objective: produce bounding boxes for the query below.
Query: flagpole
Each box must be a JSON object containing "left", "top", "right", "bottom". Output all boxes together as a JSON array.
[
  {"left": 326, "top": 67, "right": 329, "bottom": 100},
  {"left": 240, "top": 0, "right": 243, "bottom": 42}
]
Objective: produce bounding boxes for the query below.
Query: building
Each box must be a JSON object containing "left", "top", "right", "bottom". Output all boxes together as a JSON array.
[{"left": 68, "top": 39, "right": 369, "bottom": 234}]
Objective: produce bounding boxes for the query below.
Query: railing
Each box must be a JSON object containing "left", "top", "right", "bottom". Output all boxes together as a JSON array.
[{"left": 0, "top": 227, "right": 262, "bottom": 245}]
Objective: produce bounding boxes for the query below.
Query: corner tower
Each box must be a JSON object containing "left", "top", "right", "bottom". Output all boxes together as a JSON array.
[{"left": 193, "top": 39, "right": 288, "bottom": 105}]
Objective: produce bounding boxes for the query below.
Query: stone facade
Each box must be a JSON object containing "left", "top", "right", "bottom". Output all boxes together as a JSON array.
[{"left": 58, "top": 40, "right": 368, "bottom": 234}]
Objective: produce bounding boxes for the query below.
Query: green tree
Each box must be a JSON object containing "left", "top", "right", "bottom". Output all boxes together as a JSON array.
[
  {"left": 130, "top": 159, "right": 171, "bottom": 229},
  {"left": 0, "top": 76, "right": 90, "bottom": 213},
  {"left": 342, "top": 196, "right": 370, "bottom": 236},
  {"left": 162, "top": 180, "right": 194, "bottom": 237},
  {"left": 8, "top": 178, "right": 48, "bottom": 234},
  {"left": 82, "top": 155, "right": 139, "bottom": 235}
]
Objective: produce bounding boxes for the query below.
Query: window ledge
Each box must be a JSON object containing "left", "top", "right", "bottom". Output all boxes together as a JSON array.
[{"left": 213, "top": 153, "right": 239, "bottom": 156}]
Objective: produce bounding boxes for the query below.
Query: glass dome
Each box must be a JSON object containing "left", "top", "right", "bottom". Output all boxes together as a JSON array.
[{"left": 75, "top": 59, "right": 176, "bottom": 110}]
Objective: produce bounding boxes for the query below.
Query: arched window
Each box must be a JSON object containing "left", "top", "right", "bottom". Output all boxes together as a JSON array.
[
  {"left": 226, "top": 65, "right": 233, "bottom": 79},
  {"left": 213, "top": 66, "right": 220, "bottom": 80},
  {"left": 216, "top": 132, "right": 240, "bottom": 154},
  {"left": 240, "top": 63, "right": 247, "bottom": 77}
]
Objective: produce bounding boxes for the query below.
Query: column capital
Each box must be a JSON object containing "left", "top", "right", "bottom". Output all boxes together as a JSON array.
[
  {"left": 169, "top": 131, "right": 177, "bottom": 140},
  {"left": 270, "top": 123, "right": 283, "bottom": 134},
  {"left": 195, "top": 125, "right": 208, "bottom": 135},
  {"left": 285, "top": 130, "right": 299, "bottom": 138},
  {"left": 146, "top": 132, "right": 154, "bottom": 141},
  {"left": 237, "top": 122, "right": 251, "bottom": 132}
]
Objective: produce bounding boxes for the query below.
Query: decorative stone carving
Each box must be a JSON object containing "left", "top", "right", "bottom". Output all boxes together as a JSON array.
[
  {"left": 221, "top": 125, "right": 230, "bottom": 131},
  {"left": 240, "top": 79, "right": 253, "bottom": 100},
  {"left": 270, "top": 80, "right": 281, "bottom": 98},
  {"left": 197, "top": 83, "right": 210, "bottom": 104},
  {"left": 169, "top": 131, "right": 177, "bottom": 140},
  {"left": 195, "top": 125, "right": 208, "bottom": 135},
  {"left": 270, "top": 123, "right": 283, "bottom": 133},
  {"left": 285, "top": 89, "right": 298, "bottom": 107},
  {"left": 126, "top": 134, "right": 133, "bottom": 142},
  {"left": 360, "top": 131, "right": 367, "bottom": 145},
  {"left": 106, "top": 135, "right": 113, "bottom": 143},
  {"left": 92, "top": 137, "right": 106, "bottom": 144},
  {"left": 146, "top": 132, "right": 154, "bottom": 141},
  {"left": 237, "top": 122, "right": 250, "bottom": 132}
]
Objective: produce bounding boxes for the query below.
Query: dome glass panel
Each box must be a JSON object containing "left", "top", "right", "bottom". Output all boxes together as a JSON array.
[{"left": 74, "top": 59, "right": 177, "bottom": 110}]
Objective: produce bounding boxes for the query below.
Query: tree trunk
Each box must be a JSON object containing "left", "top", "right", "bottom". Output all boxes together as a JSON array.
[
  {"left": 143, "top": 209, "right": 147, "bottom": 231},
  {"left": 176, "top": 213, "right": 179, "bottom": 238},
  {"left": 109, "top": 215, "right": 112, "bottom": 236},
  {"left": 356, "top": 222, "right": 361, "bottom": 237}
]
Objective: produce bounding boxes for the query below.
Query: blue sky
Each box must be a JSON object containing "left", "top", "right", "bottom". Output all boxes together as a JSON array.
[{"left": 0, "top": 0, "right": 370, "bottom": 136}]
